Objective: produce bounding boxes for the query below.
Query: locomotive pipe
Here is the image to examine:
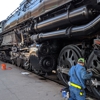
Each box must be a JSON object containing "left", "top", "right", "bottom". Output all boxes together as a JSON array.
[
  {"left": 31, "top": 14, "right": 100, "bottom": 41},
  {"left": 70, "top": 15, "right": 100, "bottom": 37},
  {"left": 38, "top": 30, "right": 66, "bottom": 39},
  {"left": 34, "top": 6, "right": 93, "bottom": 32},
  {"left": 31, "top": 30, "right": 66, "bottom": 41}
]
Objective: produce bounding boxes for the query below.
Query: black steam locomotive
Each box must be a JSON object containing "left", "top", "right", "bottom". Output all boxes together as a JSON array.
[{"left": 0, "top": 0, "right": 100, "bottom": 99}]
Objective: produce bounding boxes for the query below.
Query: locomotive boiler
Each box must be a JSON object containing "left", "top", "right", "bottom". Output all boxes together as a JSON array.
[{"left": 0, "top": 0, "right": 100, "bottom": 99}]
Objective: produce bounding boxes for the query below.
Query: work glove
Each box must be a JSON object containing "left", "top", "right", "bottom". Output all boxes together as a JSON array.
[
  {"left": 87, "top": 68, "right": 92, "bottom": 73},
  {"left": 87, "top": 69, "right": 93, "bottom": 75}
]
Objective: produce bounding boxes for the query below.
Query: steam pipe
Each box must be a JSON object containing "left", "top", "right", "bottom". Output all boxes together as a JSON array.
[
  {"left": 69, "top": 15, "right": 100, "bottom": 37},
  {"left": 31, "top": 30, "right": 66, "bottom": 41},
  {"left": 38, "top": 30, "right": 66, "bottom": 39},
  {"left": 31, "top": 15, "right": 100, "bottom": 41},
  {"left": 34, "top": 6, "right": 93, "bottom": 32}
]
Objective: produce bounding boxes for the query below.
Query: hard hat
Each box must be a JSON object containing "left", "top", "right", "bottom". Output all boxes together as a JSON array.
[{"left": 78, "top": 58, "right": 85, "bottom": 63}]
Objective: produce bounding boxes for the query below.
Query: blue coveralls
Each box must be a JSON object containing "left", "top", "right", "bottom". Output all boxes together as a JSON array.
[{"left": 68, "top": 64, "right": 93, "bottom": 100}]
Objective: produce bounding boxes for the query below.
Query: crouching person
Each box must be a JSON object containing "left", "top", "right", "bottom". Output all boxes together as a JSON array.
[{"left": 68, "top": 58, "right": 93, "bottom": 100}]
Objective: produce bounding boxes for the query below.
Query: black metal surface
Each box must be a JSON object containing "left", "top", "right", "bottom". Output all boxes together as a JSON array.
[
  {"left": 38, "top": 44, "right": 50, "bottom": 55},
  {"left": 39, "top": 56, "right": 56, "bottom": 73},
  {"left": 38, "top": 30, "right": 66, "bottom": 40},
  {"left": 31, "top": 14, "right": 100, "bottom": 42},
  {"left": 70, "top": 15, "right": 100, "bottom": 37},
  {"left": 94, "top": 50, "right": 100, "bottom": 58},
  {"left": 35, "top": 6, "right": 93, "bottom": 32},
  {"left": 30, "top": 53, "right": 40, "bottom": 70}
]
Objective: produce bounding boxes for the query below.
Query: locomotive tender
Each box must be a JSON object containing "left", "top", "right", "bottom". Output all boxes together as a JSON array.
[{"left": 0, "top": 0, "right": 100, "bottom": 98}]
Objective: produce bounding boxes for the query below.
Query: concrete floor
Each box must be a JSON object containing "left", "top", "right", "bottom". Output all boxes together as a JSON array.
[
  {"left": 0, "top": 61, "right": 97, "bottom": 100},
  {"left": 0, "top": 61, "right": 64, "bottom": 100}
]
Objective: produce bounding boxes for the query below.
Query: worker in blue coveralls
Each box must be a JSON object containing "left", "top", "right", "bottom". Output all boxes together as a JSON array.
[{"left": 68, "top": 58, "right": 93, "bottom": 100}]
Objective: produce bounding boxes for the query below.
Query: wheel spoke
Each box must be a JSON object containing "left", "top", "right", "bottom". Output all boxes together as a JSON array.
[
  {"left": 70, "top": 53, "right": 74, "bottom": 59},
  {"left": 67, "top": 50, "right": 70, "bottom": 59},
  {"left": 87, "top": 52, "right": 100, "bottom": 98},
  {"left": 57, "top": 45, "right": 82, "bottom": 86}
]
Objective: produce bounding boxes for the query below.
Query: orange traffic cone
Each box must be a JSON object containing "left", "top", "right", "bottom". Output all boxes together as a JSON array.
[{"left": 1, "top": 64, "right": 6, "bottom": 70}]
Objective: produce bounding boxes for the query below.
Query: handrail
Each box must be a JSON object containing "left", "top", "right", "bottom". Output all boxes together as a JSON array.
[
  {"left": 6, "top": 0, "right": 27, "bottom": 20},
  {"left": 6, "top": 7, "right": 19, "bottom": 20}
]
